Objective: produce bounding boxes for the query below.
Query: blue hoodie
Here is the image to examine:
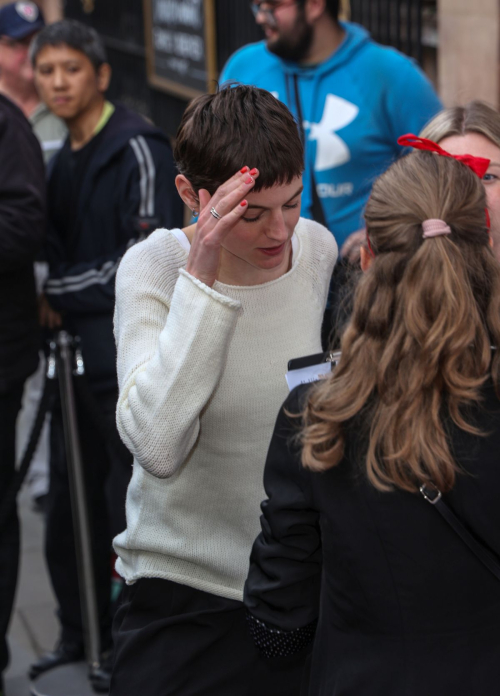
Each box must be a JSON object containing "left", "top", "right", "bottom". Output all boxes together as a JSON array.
[{"left": 220, "top": 22, "right": 442, "bottom": 247}]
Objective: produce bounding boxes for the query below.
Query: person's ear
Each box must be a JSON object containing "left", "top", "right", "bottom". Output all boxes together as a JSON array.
[
  {"left": 175, "top": 175, "right": 200, "bottom": 212},
  {"left": 360, "top": 245, "right": 373, "bottom": 272},
  {"left": 304, "top": 0, "right": 328, "bottom": 22},
  {"left": 96, "top": 62, "right": 111, "bottom": 93}
]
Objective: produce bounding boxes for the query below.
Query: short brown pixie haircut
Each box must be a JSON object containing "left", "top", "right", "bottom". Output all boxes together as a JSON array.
[{"left": 173, "top": 84, "right": 304, "bottom": 195}]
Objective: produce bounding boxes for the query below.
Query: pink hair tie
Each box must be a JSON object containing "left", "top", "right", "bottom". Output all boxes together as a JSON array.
[{"left": 422, "top": 219, "right": 452, "bottom": 238}]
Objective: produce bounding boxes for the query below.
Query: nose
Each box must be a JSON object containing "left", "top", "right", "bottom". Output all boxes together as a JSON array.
[
  {"left": 52, "top": 67, "right": 67, "bottom": 89},
  {"left": 266, "top": 210, "right": 289, "bottom": 243}
]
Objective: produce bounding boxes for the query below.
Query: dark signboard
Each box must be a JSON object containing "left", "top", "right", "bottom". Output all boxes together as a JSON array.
[{"left": 143, "top": 0, "right": 217, "bottom": 99}]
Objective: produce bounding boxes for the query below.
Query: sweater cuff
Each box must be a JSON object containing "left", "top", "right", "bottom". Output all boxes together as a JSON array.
[{"left": 178, "top": 268, "right": 241, "bottom": 311}]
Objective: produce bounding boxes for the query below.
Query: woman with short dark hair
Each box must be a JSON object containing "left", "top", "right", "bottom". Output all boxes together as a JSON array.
[{"left": 110, "top": 85, "right": 337, "bottom": 695}]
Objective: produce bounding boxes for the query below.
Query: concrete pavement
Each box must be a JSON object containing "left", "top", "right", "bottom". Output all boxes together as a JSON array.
[{"left": 4, "top": 488, "right": 94, "bottom": 696}]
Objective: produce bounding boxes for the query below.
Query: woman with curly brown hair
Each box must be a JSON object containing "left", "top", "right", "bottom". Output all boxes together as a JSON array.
[{"left": 244, "top": 144, "right": 500, "bottom": 695}]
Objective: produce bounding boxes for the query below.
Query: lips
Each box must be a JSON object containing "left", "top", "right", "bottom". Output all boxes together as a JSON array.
[{"left": 259, "top": 242, "right": 286, "bottom": 257}]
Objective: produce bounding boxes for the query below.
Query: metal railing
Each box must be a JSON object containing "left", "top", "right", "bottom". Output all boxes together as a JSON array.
[{"left": 349, "top": 0, "right": 425, "bottom": 63}]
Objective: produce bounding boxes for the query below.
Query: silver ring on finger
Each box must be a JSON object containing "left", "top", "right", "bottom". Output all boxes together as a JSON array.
[{"left": 210, "top": 206, "right": 222, "bottom": 220}]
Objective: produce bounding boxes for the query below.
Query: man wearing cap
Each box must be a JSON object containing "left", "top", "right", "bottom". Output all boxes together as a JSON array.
[
  {"left": 0, "top": 69, "right": 46, "bottom": 696},
  {"left": 0, "top": 1, "right": 66, "bottom": 162},
  {"left": 0, "top": 1, "right": 66, "bottom": 519}
]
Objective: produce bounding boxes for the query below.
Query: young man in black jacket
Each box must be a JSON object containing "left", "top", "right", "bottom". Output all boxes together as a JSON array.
[
  {"left": 28, "top": 20, "right": 184, "bottom": 688},
  {"left": 0, "top": 93, "right": 46, "bottom": 696}
]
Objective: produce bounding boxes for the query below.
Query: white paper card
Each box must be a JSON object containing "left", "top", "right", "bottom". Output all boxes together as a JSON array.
[{"left": 285, "top": 361, "right": 332, "bottom": 391}]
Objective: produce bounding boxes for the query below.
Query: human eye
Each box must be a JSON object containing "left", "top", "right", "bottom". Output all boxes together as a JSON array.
[
  {"left": 242, "top": 213, "right": 262, "bottom": 223},
  {"left": 283, "top": 201, "right": 299, "bottom": 210},
  {"left": 37, "top": 65, "right": 53, "bottom": 75},
  {"left": 483, "top": 172, "right": 498, "bottom": 183}
]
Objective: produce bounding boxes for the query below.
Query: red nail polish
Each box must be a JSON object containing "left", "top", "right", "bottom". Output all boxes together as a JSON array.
[
  {"left": 240, "top": 166, "right": 249, "bottom": 173},
  {"left": 249, "top": 168, "right": 258, "bottom": 176},
  {"left": 240, "top": 200, "right": 247, "bottom": 207},
  {"left": 245, "top": 176, "right": 253, "bottom": 184}
]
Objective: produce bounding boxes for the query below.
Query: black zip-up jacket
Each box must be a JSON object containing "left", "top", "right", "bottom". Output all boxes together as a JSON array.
[
  {"left": 45, "top": 103, "right": 183, "bottom": 392},
  {"left": 245, "top": 381, "right": 500, "bottom": 695},
  {"left": 0, "top": 94, "right": 46, "bottom": 392}
]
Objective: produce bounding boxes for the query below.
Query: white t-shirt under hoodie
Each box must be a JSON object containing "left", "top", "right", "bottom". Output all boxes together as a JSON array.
[{"left": 113, "top": 218, "right": 338, "bottom": 601}]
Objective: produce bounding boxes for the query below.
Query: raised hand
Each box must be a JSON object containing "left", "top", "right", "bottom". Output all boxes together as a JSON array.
[
  {"left": 340, "top": 228, "right": 367, "bottom": 265},
  {"left": 185, "top": 167, "right": 259, "bottom": 287}
]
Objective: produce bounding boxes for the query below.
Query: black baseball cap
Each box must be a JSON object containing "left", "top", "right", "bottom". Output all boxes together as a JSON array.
[{"left": 0, "top": 2, "right": 45, "bottom": 40}]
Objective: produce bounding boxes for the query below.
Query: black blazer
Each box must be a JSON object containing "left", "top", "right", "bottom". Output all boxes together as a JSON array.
[
  {"left": 0, "top": 94, "right": 45, "bottom": 391},
  {"left": 244, "top": 381, "right": 500, "bottom": 696}
]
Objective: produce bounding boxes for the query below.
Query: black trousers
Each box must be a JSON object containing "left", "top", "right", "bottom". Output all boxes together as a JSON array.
[
  {"left": 0, "top": 383, "right": 24, "bottom": 674},
  {"left": 45, "top": 387, "right": 132, "bottom": 647},
  {"left": 110, "top": 578, "right": 310, "bottom": 696}
]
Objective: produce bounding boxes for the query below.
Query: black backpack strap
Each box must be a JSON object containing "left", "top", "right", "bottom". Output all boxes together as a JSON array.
[
  {"left": 292, "top": 75, "right": 328, "bottom": 228},
  {"left": 420, "top": 484, "right": 500, "bottom": 582}
]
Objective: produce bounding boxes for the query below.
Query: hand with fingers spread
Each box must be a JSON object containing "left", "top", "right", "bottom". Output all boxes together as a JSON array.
[{"left": 186, "top": 166, "right": 259, "bottom": 287}]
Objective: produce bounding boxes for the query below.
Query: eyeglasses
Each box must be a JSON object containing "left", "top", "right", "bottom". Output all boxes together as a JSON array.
[{"left": 250, "top": 1, "right": 299, "bottom": 28}]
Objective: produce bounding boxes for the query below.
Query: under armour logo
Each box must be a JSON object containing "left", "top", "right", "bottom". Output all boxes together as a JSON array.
[{"left": 304, "top": 94, "right": 359, "bottom": 171}]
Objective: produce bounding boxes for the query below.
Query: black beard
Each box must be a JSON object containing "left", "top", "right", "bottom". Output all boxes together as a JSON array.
[{"left": 266, "top": 18, "right": 314, "bottom": 62}]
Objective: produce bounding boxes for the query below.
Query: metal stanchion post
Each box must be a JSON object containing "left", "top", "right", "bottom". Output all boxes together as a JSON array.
[{"left": 54, "top": 331, "right": 101, "bottom": 681}]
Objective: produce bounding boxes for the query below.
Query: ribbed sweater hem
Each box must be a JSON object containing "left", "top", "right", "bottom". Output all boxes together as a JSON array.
[{"left": 115, "top": 557, "right": 244, "bottom": 601}]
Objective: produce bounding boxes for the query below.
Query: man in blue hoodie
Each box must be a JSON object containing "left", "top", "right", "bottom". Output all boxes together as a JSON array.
[{"left": 220, "top": 0, "right": 441, "bottom": 260}]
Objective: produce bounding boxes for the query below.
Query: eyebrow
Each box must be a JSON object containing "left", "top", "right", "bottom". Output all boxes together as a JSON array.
[
  {"left": 247, "top": 185, "right": 304, "bottom": 210},
  {"left": 37, "top": 59, "right": 82, "bottom": 67},
  {"left": 488, "top": 162, "right": 500, "bottom": 167}
]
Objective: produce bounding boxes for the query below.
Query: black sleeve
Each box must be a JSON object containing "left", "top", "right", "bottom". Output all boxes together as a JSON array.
[
  {"left": 244, "top": 386, "right": 322, "bottom": 657},
  {"left": 119, "top": 133, "right": 184, "bottom": 234},
  {"left": 44, "top": 226, "right": 127, "bottom": 313},
  {"left": 0, "top": 103, "right": 46, "bottom": 272},
  {"left": 45, "top": 134, "right": 183, "bottom": 314}
]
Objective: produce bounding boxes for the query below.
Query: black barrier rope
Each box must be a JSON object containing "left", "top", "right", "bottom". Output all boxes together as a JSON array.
[
  {"left": 0, "top": 333, "right": 120, "bottom": 533},
  {"left": 0, "top": 371, "right": 57, "bottom": 531}
]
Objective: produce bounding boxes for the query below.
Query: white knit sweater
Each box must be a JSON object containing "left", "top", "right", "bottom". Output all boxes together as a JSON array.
[{"left": 113, "top": 218, "right": 337, "bottom": 600}]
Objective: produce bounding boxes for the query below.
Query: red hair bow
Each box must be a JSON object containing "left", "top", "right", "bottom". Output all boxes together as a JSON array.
[{"left": 397, "top": 134, "right": 490, "bottom": 178}]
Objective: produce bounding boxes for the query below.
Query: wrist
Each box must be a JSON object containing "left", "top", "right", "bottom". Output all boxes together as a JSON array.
[{"left": 184, "top": 263, "right": 215, "bottom": 288}]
